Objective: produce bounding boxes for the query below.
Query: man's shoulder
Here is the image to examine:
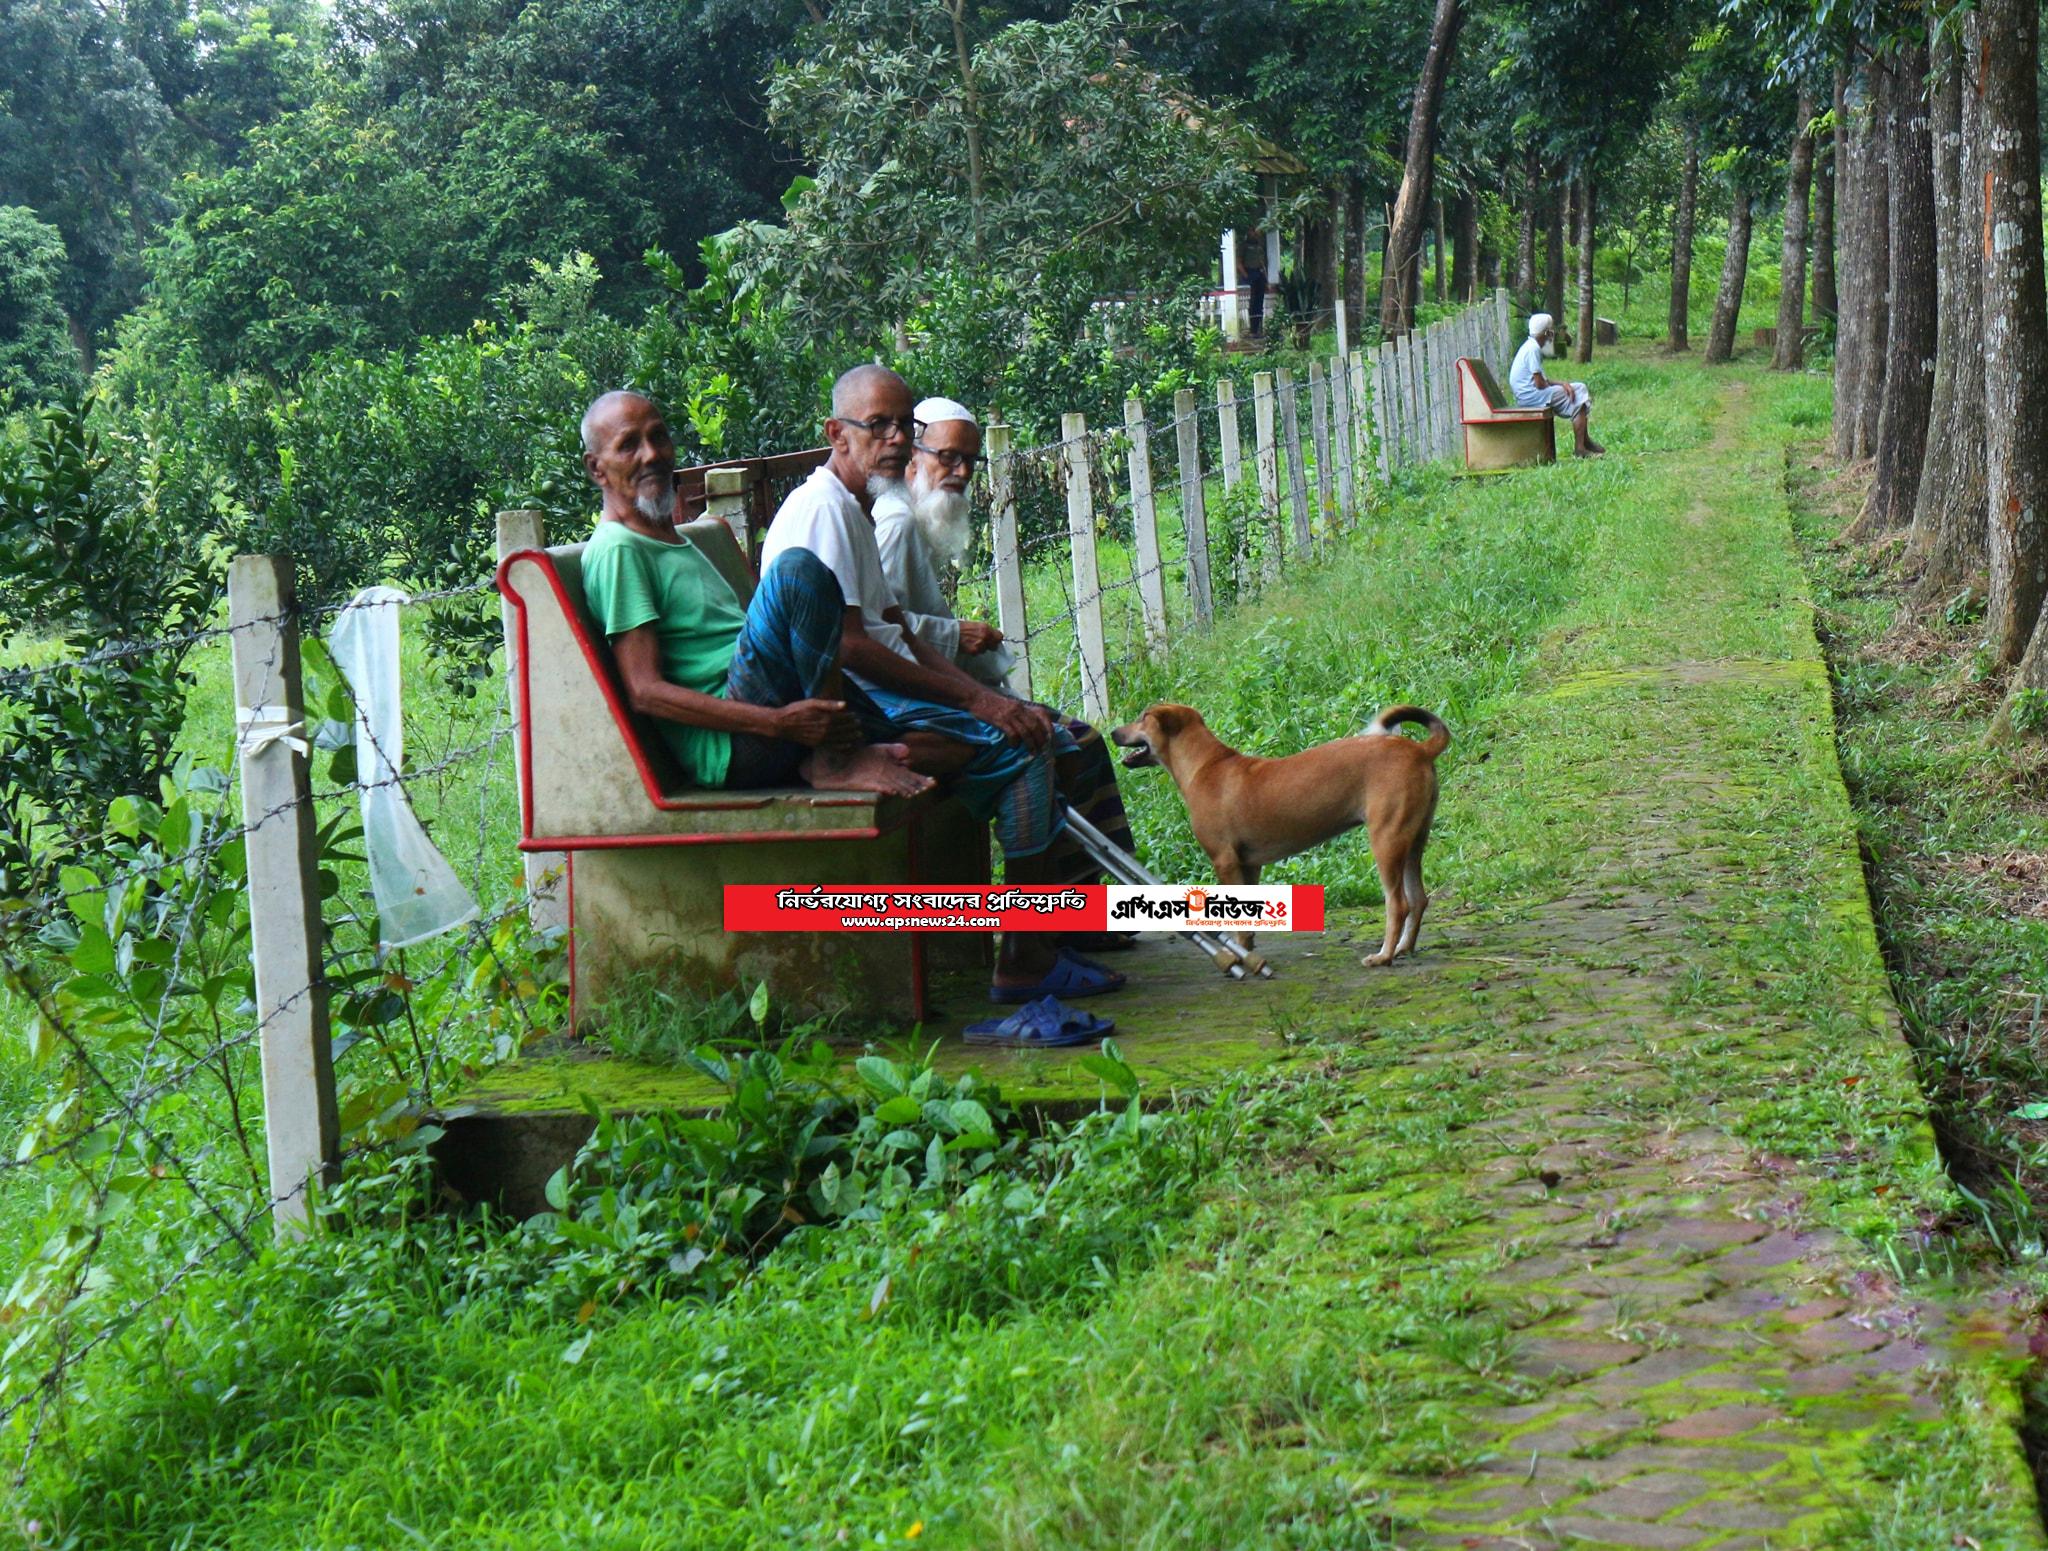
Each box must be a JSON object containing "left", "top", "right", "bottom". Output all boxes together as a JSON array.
[
  {"left": 768, "top": 466, "right": 862, "bottom": 540},
  {"left": 871, "top": 490, "right": 914, "bottom": 533}
]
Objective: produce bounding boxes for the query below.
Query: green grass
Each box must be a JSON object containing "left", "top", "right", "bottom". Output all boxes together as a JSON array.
[
  {"left": 14, "top": 339, "right": 2045, "bottom": 1551},
  {"left": 1789, "top": 451, "right": 2048, "bottom": 1271}
]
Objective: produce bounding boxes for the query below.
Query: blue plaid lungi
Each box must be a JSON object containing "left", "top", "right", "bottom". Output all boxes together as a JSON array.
[{"left": 727, "top": 549, "right": 1063, "bottom": 859}]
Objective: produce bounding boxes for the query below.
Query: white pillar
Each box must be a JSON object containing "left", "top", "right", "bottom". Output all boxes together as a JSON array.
[{"left": 1220, "top": 229, "right": 1242, "bottom": 341}]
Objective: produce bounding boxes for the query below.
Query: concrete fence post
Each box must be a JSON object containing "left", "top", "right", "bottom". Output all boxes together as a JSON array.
[
  {"left": 1174, "top": 388, "right": 1214, "bottom": 629},
  {"left": 495, "top": 512, "right": 569, "bottom": 937},
  {"left": 1252, "top": 371, "right": 1282, "bottom": 584},
  {"left": 1123, "top": 398, "right": 1169, "bottom": 650},
  {"left": 1330, "top": 354, "right": 1356, "bottom": 523},
  {"left": 1062, "top": 413, "right": 1110, "bottom": 722},
  {"left": 1309, "top": 362, "right": 1336, "bottom": 534},
  {"left": 986, "top": 424, "right": 1032, "bottom": 701},
  {"left": 1277, "top": 367, "right": 1313, "bottom": 555},
  {"left": 703, "top": 467, "right": 751, "bottom": 551},
  {"left": 229, "top": 553, "right": 339, "bottom": 1233},
  {"left": 1347, "top": 349, "right": 1370, "bottom": 495},
  {"left": 1381, "top": 337, "right": 1399, "bottom": 470},
  {"left": 1214, "top": 380, "right": 1246, "bottom": 590}
]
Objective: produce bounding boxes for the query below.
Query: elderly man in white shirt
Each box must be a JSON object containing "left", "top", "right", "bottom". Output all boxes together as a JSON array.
[
  {"left": 760, "top": 364, "right": 1129, "bottom": 1009},
  {"left": 872, "top": 399, "right": 1139, "bottom": 938},
  {"left": 1509, "top": 313, "right": 1603, "bottom": 458}
]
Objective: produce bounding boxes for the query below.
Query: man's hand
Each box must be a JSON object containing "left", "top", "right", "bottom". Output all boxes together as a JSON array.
[
  {"left": 971, "top": 690, "right": 1051, "bottom": 752},
  {"left": 958, "top": 620, "right": 1004, "bottom": 655},
  {"left": 773, "top": 698, "right": 862, "bottom": 749}
]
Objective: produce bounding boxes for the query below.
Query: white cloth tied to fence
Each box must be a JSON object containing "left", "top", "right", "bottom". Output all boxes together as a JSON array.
[
  {"left": 328, "top": 587, "right": 479, "bottom": 951},
  {"left": 235, "top": 703, "right": 309, "bottom": 759}
]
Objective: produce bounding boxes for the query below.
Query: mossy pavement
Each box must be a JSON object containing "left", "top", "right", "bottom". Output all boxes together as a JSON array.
[{"left": 444, "top": 352, "right": 2046, "bottom": 1547}]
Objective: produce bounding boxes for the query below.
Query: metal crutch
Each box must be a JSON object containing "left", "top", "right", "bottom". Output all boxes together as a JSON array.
[{"left": 1059, "top": 806, "right": 1272, "bottom": 979}]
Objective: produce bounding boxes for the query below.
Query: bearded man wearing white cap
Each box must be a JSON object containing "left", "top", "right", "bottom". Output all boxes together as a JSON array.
[
  {"left": 872, "top": 398, "right": 1139, "bottom": 941},
  {"left": 1509, "top": 314, "right": 1604, "bottom": 458}
]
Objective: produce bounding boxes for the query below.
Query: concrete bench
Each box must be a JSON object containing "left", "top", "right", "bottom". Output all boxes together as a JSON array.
[
  {"left": 1455, "top": 356, "right": 1556, "bottom": 471},
  {"left": 497, "top": 513, "right": 989, "bottom": 1031}
]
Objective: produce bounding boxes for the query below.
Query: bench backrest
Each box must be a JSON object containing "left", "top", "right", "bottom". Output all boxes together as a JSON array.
[
  {"left": 1457, "top": 356, "right": 1508, "bottom": 419},
  {"left": 498, "top": 518, "right": 761, "bottom": 840}
]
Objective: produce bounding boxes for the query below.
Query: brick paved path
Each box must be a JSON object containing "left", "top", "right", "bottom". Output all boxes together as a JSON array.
[{"left": 1328, "top": 391, "right": 2046, "bottom": 1548}]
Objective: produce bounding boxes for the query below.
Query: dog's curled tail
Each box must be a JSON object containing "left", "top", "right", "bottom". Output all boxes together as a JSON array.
[{"left": 1364, "top": 705, "right": 1451, "bottom": 759}]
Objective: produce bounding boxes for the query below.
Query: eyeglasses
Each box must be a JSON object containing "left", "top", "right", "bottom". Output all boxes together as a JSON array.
[
  {"left": 836, "top": 413, "right": 916, "bottom": 442},
  {"left": 914, "top": 441, "right": 981, "bottom": 474}
]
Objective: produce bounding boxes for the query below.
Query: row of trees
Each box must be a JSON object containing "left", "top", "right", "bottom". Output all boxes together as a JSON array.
[{"left": 1814, "top": 4, "right": 2048, "bottom": 734}]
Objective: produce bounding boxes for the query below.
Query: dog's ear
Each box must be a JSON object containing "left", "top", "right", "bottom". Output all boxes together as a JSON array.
[{"left": 1150, "top": 703, "right": 1199, "bottom": 738}]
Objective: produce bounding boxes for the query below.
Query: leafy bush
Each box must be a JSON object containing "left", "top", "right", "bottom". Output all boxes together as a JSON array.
[
  {"left": 0, "top": 400, "right": 230, "bottom": 884},
  {"left": 0, "top": 207, "right": 84, "bottom": 405},
  {"left": 532, "top": 1033, "right": 1154, "bottom": 1316}
]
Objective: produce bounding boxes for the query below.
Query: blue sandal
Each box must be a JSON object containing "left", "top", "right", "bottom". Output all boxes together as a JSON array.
[
  {"left": 964, "top": 996, "right": 1115, "bottom": 1047},
  {"left": 989, "top": 949, "right": 1127, "bottom": 1004}
]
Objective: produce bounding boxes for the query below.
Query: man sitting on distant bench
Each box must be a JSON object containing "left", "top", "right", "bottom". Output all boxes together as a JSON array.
[
  {"left": 1510, "top": 313, "right": 1604, "bottom": 459},
  {"left": 576, "top": 388, "right": 931, "bottom": 797}
]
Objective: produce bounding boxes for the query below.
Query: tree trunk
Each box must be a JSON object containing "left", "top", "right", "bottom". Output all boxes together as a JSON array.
[
  {"left": 1855, "top": 57, "right": 1893, "bottom": 461},
  {"left": 1516, "top": 148, "right": 1539, "bottom": 310},
  {"left": 1573, "top": 173, "right": 1596, "bottom": 364},
  {"left": 947, "top": 0, "right": 986, "bottom": 265},
  {"left": 1704, "top": 187, "right": 1752, "bottom": 364},
  {"left": 1834, "top": 66, "right": 1865, "bottom": 458},
  {"left": 1981, "top": 0, "right": 2048, "bottom": 676},
  {"left": 1910, "top": 24, "right": 1990, "bottom": 602},
  {"left": 1814, "top": 77, "right": 1838, "bottom": 322},
  {"left": 1453, "top": 186, "right": 1479, "bottom": 301},
  {"left": 1668, "top": 123, "right": 1699, "bottom": 351},
  {"left": 1431, "top": 196, "right": 1447, "bottom": 302},
  {"left": 1343, "top": 173, "right": 1367, "bottom": 341},
  {"left": 1863, "top": 44, "right": 1936, "bottom": 535},
  {"left": 1378, "top": 0, "right": 1463, "bottom": 337},
  {"left": 1772, "top": 92, "right": 1816, "bottom": 369},
  {"left": 1544, "top": 171, "right": 1567, "bottom": 322}
]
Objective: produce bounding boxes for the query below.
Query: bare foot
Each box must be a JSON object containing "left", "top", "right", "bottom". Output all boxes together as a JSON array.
[{"left": 800, "top": 742, "right": 934, "bottom": 797}]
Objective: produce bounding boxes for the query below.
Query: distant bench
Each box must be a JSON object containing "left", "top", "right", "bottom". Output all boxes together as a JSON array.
[
  {"left": 496, "top": 494, "right": 989, "bottom": 1032},
  {"left": 1455, "top": 357, "right": 1556, "bottom": 471}
]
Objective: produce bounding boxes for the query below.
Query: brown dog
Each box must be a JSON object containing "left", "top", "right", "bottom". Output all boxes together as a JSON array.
[{"left": 1109, "top": 703, "right": 1450, "bottom": 966}]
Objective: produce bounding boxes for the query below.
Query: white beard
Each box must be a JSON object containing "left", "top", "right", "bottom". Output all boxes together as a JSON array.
[
  {"left": 909, "top": 476, "right": 973, "bottom": 570},
  {"left": 867, "top": 473, "right": 909, "bottom": 510},
  {"left": 633, "top": 482, "right": 677, "bottom": 523}
]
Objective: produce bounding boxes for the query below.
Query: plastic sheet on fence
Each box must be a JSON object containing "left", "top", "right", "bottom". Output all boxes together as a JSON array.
[{"left": 328, "top": 587, "right": 480, "bottom": 950}]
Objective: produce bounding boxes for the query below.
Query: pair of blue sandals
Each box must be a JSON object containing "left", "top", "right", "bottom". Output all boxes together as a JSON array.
[{"left": 965, "top": 948, "right": 1124, "bottom": 1049}]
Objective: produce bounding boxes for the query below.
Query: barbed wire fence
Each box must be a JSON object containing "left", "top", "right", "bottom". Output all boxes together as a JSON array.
[
  {"left": 0, "top": 568, "right": 558, "bottom": 1484},
  {"left": 0, "top": 287, "right": 1513, "bottom": 1485},
  {"left": 958, "top": 290, "right": 1515, "bottom": 724}
]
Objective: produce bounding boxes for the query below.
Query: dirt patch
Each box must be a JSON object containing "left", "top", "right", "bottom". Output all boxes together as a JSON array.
[{"left": 1957, "top": 852, "right": 2048, "bottom": 921}]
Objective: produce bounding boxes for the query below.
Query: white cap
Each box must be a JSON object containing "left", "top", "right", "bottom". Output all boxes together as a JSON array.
[
  {"left": 1528, "top": 313, "right": 1554, "bottom": 339},
  {"left": 914, "top": 396, "right": 978, "bottom": 428}
]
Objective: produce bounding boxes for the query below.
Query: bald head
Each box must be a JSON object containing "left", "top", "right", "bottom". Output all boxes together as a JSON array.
[
  {"left": 830, "top": 364, "right": 910, "bottom": 419},
  {"left": 580, "top": 390, "right": 659, "bottom": 454}
]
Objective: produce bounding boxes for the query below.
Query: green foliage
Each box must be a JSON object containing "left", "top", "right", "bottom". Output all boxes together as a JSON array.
[
  {"left": 758, "top": 0, "right": 1257, "bottom": 335},
  {"left": 0, "top": 207, "right": 84, "bottom": 404},
  {"left": 146, "top": 93, "right": 642, "bottom": 375},
  {"left": 0, "top": 399, "right": 230, "bottom": 883}
]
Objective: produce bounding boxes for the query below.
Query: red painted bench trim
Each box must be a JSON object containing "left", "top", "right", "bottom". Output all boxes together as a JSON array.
[{"left": 496, "top": 546, "right": 924, "bottom": 851}]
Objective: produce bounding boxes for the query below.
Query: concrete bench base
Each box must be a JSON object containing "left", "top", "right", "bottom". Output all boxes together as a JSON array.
[{"left": 566, "top": 799, "right": 990, "bottom": 1027}]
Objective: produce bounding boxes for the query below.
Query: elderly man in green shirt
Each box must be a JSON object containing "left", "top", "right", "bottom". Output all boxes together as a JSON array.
[{"left": 576, "top": 389, "right": 930, "bottom": 797}]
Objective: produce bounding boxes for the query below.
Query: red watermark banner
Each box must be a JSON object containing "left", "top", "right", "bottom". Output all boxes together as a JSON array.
[{"left": 723, "top": 884, "right": 1324, "bottom": 933}]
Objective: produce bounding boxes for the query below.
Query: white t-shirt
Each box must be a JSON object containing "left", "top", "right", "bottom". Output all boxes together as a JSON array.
[
  {"left": 759, "top": 465, "right": 916, "bottom": 668},
  {"left": 1509, "top": 336, "right": 1548, "bottom": 406}
]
